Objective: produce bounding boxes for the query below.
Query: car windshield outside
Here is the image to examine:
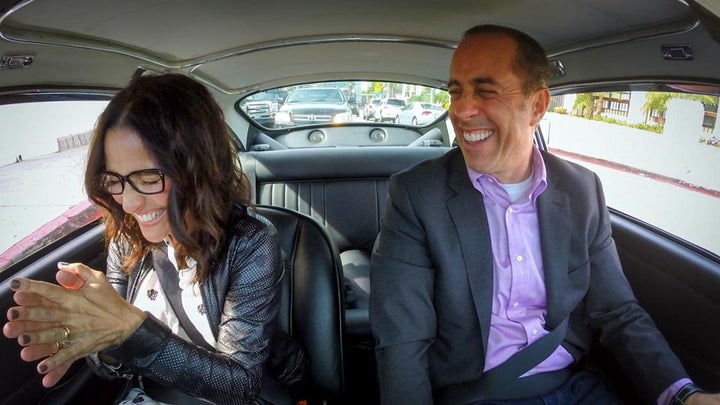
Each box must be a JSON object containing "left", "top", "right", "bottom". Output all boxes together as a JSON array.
[{"left": 236, "top": 81, "right": 448, "bottom": 130}]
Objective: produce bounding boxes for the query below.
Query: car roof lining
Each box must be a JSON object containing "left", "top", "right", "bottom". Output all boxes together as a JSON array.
[{"left": 0, "top": 0, "right": 703, "bottom": 93}]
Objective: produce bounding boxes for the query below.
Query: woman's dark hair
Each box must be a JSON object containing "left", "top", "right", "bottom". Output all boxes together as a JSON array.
[
  {"left": 85, "top": 73, "right": 251, "bottom": 281},
  {"left": 462, "top": 24, "right": 551, "bottom": 95}
]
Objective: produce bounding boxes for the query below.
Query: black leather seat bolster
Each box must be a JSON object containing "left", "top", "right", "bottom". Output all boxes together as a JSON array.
[
  {"left": 242, "top": 147, "right": 450, "bottom": 337},
  {"left": 255, "top": 205, "right": 345, "bottom": 401}
]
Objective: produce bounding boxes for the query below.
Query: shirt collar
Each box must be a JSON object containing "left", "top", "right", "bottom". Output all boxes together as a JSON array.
[{"left": 466, "top": 147, "right": 548, "bottom": 205}]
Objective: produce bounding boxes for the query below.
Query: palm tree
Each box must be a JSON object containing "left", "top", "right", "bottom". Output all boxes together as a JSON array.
[
  {"left": 573, "top": 93, "right": 595, "bottom": 118},
  {"left": 641, "top": 93, "right": 672, "bottom": 124},
  {"left": 642, "top": 92, "right": 719, "bottom": 125}
]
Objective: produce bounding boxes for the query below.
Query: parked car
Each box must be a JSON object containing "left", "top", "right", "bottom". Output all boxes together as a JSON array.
[
  {"left": 1, "top": 1, "right": 719, "bottom": 404},
  {"left": 237, "top": 90, "right": 282, "bottom": 126},
  {"left": 396, "top": 102, "right": 446, "bottom": 125},
  {"left": 274, "top": 87, "right": 352, "bottom": 127},
  {"left": 363, "top": 98, "right": 382, "bottom": 120},
  {"left": 374, "top": 98, "right": 406, "bottom": 123}
]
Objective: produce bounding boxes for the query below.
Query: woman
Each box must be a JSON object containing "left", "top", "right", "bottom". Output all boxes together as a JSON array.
[{"left": 3, "top": 74, "right": 288, "bottom": 404}]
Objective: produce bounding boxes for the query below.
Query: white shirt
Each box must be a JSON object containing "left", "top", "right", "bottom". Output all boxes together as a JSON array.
[{"left": 132, "top": 240, "right": 216, "bottom": 348}]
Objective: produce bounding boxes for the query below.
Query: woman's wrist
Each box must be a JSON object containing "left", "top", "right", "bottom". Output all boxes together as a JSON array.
[{"left": 103, "top": 313, "right": 173, "bottom": 362}]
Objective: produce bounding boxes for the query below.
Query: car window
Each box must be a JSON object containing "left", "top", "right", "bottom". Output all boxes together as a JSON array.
[
  {"left": 0, "top": 100, "right": 108, "bottom": 272},
  {"left": 542, "top": 86, "right": 720, "bottom": 255},
  {"left": 236, "top": 80, "right": 448, "bottom": 132}
]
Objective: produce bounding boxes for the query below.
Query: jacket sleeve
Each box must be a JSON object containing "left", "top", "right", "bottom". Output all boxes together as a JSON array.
[
  {"left": 370, "top": 173, "right": 437, "bottom": 404},
  {"left": 580, "top": 173, "right": 688, "bottom": 403},
  {"left": 99, "top": 221, "right": 283, "bottom": 405}
]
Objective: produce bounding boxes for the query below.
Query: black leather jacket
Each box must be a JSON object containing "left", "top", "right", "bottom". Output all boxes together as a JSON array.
[{"left": 90, "top": 206, "right": 282, "bottom": 404}]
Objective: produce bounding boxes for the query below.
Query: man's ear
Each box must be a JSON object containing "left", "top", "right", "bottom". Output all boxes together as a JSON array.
[{"left": 529, "top": 88, "right": 550, "bottom": 127}]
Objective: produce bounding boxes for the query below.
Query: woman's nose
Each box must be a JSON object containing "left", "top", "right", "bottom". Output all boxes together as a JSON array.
[{"left": 119, "top": 185, "right": 144, "bottom": 214}]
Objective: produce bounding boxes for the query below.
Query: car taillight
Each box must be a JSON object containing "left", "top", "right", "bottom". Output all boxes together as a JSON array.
[{"left": 421, "top": 111, "right": 432, "bottom": 116}]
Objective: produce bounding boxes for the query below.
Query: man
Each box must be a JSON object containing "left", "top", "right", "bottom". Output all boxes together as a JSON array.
[{"left": 369, "top": 24, "right": 719, "bottom": 404}]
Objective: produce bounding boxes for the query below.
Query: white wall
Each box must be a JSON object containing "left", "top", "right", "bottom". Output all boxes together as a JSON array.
[{"left": 543, "top": 98, "right": 720, "bottom": 191}]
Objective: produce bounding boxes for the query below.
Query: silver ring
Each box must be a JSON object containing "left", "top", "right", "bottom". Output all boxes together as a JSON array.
[{"left": 56, "top": 325, "right": 71, "bottom": 350}]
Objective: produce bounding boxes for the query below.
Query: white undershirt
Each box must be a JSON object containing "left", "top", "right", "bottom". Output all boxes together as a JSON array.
[
  {"left": 132, "top": 241, "right": 216, "bottom": 348},
  {"left": 500, "top": 172, "right": 535, "bottom": 203}
]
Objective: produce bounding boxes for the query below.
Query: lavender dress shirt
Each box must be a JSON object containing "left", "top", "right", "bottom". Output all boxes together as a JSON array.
[{"left": 467, "top": 148, "right": 689, "bottom": 404}]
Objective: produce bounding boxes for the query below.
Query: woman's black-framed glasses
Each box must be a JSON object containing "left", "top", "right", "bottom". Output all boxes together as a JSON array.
[{"left": 97, "top": 169, "right": 165, "bottom": 195}]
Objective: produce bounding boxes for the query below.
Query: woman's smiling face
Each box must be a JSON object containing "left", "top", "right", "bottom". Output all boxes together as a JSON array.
[{"left": 104, "top": 127, "right": 172, "bottom": 243}]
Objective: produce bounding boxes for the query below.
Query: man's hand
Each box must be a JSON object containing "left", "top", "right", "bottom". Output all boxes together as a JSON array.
[{"left": 686, "top": 392, "right": 720, "bottom": 405}]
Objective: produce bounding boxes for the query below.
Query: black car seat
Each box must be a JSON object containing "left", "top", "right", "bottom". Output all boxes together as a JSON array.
[{"left": 254, "top": 205, "right": 345, "bottom": 403}]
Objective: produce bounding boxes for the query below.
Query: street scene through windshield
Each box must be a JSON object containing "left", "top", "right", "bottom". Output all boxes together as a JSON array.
[{"left": 237, "top": 81, "right": 449, "bottom": 128}]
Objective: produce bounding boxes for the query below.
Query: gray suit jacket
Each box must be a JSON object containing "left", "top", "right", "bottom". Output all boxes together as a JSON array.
[{"left": 369, "top": 148, "right": 687, "bottom": 404}]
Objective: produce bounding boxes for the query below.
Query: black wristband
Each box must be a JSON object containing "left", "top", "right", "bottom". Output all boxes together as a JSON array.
[{"left": 671, "top": 383, "right": 703, "bottom": 405}]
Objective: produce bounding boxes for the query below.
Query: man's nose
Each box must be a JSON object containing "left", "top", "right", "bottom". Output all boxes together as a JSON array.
[{"left": 450, "top": 94, "right": 479, "bottom": 121}]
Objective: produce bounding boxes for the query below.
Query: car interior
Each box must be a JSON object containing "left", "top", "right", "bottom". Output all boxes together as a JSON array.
[{"left": 1, "top": 0, "right": 719, "bottom": 404}]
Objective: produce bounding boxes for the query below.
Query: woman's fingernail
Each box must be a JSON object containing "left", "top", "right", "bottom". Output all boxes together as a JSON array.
[
  {"left": 39, "top": 364, "right": 47, "bottom": 374},
  {"left": 58, "top": 261, "right": 69, "bottom": 268},
  {"left": 10, "top": 279, "right": 20, "bottom": 290},
  {"left": 9, "top": 309, "right": 19, "bottom": 320},
  {"left": 20, "top": 334, "right": 30, "bottom": 345}
]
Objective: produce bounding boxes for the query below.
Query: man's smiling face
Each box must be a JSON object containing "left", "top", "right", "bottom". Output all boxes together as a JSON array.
[{"left": 448, "top": 33, "right": 548, "bottom": 183}]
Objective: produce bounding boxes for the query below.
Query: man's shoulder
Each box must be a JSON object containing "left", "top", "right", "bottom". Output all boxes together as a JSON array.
[{"left": 392, "top": 147, "right": 460, "bottom": 182}]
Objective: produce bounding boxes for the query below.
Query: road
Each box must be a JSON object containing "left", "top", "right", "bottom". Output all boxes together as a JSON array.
[{"left": 0, "top": 147, "right": 89, "bottom": 254}]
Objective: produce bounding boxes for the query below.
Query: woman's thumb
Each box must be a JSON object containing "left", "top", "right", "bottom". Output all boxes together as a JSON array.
[{"left": 56, "top": 261, "right": 96, "bottom": 290}]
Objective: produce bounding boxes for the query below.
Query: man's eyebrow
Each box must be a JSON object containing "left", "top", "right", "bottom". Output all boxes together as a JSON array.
[
  {"left": 447, "top": 77, "right": 497, "bottom": 87},
  {"left": 471, "top": 77, "right": 497, "bottom": 86}
]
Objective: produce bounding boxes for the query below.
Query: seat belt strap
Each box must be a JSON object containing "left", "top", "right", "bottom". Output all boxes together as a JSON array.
[
  {"left": 152, "top": 249, "right": 215, "bottom": 352},
  {"left": 433, "top": 318, "right": 570, "bottom": 403}
]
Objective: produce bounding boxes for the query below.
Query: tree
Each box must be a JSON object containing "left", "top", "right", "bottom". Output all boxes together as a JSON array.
[
  {"left": 434, "top": 91, "right": 449, "bottom": 109},
  {"left": 641, "top": 93, "right": 672, "bottom": 124},
  {"left": 573, "top": 93, "right": 595, "bottom": 118},
  {"left": 641, "top": 92, "right": 719, "bottom": 125}
]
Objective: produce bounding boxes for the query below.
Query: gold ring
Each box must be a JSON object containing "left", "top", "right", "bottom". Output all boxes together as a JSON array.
[
  {"left": 50, "top": 341, "right": 60, "bottom": 355},
  {"left": 56, "top": 325, "right": 71, "bottom": 351}
]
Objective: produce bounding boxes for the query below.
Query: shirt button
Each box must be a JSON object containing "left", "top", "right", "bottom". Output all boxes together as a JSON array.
[
  {"left": 513, "top": 302, "right": 519, "bottom": 308},
  {"left": 516, "top": 255, "right": 523, "bottom": 262},
  {"left": 532, "top": 328, "right": 538, "bottom": 335}
]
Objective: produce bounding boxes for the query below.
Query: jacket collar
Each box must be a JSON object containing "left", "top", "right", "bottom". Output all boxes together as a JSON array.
[{"left": 445, "top": 149, "right": 572, "bottom": 351}]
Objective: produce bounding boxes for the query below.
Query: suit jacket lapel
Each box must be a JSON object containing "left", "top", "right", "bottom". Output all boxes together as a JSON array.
[
  {"left": 446, "top": 152, "right": 494, "bottom": 351},
  {"left": 537, "top": 172, "right": 571, "bottom": 328}
]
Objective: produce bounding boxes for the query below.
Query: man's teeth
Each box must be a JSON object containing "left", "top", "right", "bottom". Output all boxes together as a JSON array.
[
  {"left": 463, "top": 130, "right": 492, "bottom": 142},
  {"left": 135, "top": 210, "right": 164, "bottom": 223}
]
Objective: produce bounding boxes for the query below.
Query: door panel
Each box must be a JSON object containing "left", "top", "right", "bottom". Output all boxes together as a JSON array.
[
  {"left": 612, "top": 213, "right": 720, "bottom": 391},
  {"left": 0, "top": 224, "right": 108, "bottom": 405}
]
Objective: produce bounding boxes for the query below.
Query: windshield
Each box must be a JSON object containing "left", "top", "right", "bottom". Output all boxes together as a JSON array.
[
  {"left": 236, "top": 80, "right": 448, "bottom": 129},
  {"left": 286, "top": 88, "right": 345, "bottom": 103}
]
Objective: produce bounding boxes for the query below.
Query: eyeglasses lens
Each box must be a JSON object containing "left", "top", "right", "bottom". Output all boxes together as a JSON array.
[{"left": 100, "top": 170, "right": 164, "bottom": 195}]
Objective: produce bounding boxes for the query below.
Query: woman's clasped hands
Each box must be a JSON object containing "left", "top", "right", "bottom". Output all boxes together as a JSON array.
[{"left": 3, "top": 262, "right": 146, "bottom": 388}]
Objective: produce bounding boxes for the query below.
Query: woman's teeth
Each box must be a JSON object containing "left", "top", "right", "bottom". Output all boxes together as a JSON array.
[{"left": 135, "top": 209, "right": 164, "bottom": 223}]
